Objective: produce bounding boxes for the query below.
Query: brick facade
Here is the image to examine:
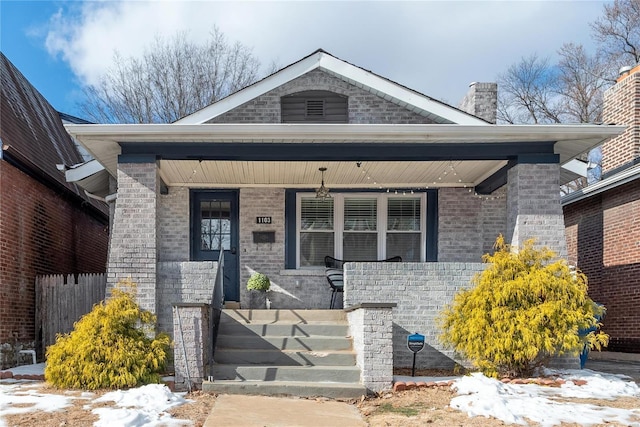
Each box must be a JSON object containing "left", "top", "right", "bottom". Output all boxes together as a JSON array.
[
  {"left": 508, "top": 163, "right": 567, "bottom": 257},
  {"left": 0, "top": 161, "right": 108, "bottom": 346},
  {"left": 564, "top": 180, "right": 640, "bottom": 352},
  {"left": 562, "top": 65, "right": 640, "bottom": 353},
  {"left": 207, "top": 69, "right": 438, "bottom": 125},
  {"left": 438, "top": 187, "right": 507, "bottom": 261},
  {"left": 458, "top": 82, "right": 498, "bottom": 124},
  {"left": 602, "top": 71, "right": 640, "bottom": 175},
  {"left": 107, "top": 162, "right": 157, "bottom": 313}
]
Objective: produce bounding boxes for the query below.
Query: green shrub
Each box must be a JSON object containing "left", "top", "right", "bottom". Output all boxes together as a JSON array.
[
  {"left": 439, "top": 235, "right": 608, "bottom": 378},
  {"left": 246, "top": 272, "right": 270, "bottom": 291},
  {"left": 45, "top": 279, "right": 171, "bottom": 389}
]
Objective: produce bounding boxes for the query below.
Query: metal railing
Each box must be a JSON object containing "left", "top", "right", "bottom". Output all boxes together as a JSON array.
[{"left": 208, "top": 251, "right": 225, "bottom": 378}]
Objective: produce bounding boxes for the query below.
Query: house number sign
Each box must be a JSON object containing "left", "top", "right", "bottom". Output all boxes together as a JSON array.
[{"left": 256, "top": 216, "right": 272, "bottom": 224}]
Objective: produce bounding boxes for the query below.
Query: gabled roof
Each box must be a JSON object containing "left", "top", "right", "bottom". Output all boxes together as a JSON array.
[
  {"left": 175, "top": 49, "right": 489, "bottom": 125},
  {"left": 0, "top": 53, "right": 107, "bottom": 216}
]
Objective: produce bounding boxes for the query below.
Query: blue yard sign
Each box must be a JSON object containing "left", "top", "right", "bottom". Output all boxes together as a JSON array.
[
  {"left": 407, "top": 333, "right": 425, "bottom": 353},
  {"left": 407, "top": 333, "right": 425, "bottom": 377}
]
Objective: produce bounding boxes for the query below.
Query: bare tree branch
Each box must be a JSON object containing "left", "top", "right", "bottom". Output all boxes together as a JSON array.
[
  {"left": 79, "top": 27, "right": 264, "bottom": 124},
  {"left": 591, "top": 0, "right": 640, "bottom": 73}
]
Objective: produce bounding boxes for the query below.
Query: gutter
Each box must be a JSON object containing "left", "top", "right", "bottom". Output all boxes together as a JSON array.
[
  {"left": 84, "top": 190, "right": 117, "bottom": 204},
  {"left": 562, "top": 163, "right": 640, "bottom": 206}
]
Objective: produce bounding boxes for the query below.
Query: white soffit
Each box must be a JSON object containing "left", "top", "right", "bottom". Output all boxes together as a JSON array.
[
  {"left": 175, "top": 51, "right": 487, "bottom": 125},
  {"left": 64, "top": 123, "right": 626, "bottom": 181},
  {"left": 561, "top": 159, "right": 588, "bottom": 177}
]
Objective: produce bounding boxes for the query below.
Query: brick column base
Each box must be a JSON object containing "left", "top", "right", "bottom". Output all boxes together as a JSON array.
[
  {"left": 173, "top": 304, "right": 210, "bottom": 391},
  {"left": 346, "top": 303, "right": 396, "bottom": 393}
]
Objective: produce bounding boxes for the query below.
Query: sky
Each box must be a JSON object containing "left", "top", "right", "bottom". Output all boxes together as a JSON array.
[
  {"left": 2, "top": 363, "right": 640, "bottom": 426},
  {"left": 1, "top": 0, "right": 609, "bottom": 118}
]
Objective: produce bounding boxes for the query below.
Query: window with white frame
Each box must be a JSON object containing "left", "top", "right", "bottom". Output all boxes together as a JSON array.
[{"left": 296, "top": 193, "right": 425, "bottom": 267}]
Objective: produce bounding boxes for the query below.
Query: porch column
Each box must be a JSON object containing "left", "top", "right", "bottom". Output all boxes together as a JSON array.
[
  {"left": 107, "top": 157, "right": 158, "bottom": 313},
  {"left": 506, "top": 162, "right": 567, "bottom": 258}
]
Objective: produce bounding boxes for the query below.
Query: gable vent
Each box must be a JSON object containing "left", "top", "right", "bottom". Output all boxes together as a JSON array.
[{"left": 306, "top": 99, "right": 325, "bottom": 117}]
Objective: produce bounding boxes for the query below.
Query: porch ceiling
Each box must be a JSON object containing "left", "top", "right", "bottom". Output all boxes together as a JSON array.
[
  {"left": 64, "top": 123, "right": 626, "bottom": 189},
  {"left": 157, "top": 159, "right": 506, "bottom": 188}
]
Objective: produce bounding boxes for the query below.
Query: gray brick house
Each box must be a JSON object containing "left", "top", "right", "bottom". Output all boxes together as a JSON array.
[{"left": 65, "top": 50, "right": 624, "bottom": 377}]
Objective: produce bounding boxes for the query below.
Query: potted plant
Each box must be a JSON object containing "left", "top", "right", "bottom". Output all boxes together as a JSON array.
[{"left": 247, "top": 272, "right": 271, "bottom": 309}]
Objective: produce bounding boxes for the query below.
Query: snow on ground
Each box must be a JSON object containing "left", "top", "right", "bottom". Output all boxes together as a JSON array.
[
  {"left": 92, "top": 384, "right": 190, "bottom": 427},
  {"left": 0, "top": 382, "right": 73, "bottom": 424},
  {"left": 451, "top": 369, "right": 640, "bottom": 427},
  {"left": 2, "top": 364, "right": 640, "bottom": 426},
  {"left": 0, "top": 364, "right": 191, "bottom": 427}
]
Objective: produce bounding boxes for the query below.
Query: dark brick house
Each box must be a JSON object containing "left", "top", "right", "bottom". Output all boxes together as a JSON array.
[
  {"left": 563, "top": 65, "right": 640, "bottom": 354},
  {"left": 0, "top": 53, "right": 109, "bottom": 367}
]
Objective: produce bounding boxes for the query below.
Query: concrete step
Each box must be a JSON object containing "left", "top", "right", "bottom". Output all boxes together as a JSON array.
[
  {"left": 202, "top": 379, "right": 367, "bottom": 399},
  {"left": 212, "top": 364, "right": 361, "bottom": 383},
  {"left": 220, "top": 309, "right": 346, "bottom": 324},
  {"left": 218, "top": 322, "right": 349, "bottom": 337},
  {"left": 216, "top": 335, "right": 352, "bottom": 351},
  {"left": 214, "top": 349, "right": 356, "bottom": 366}
]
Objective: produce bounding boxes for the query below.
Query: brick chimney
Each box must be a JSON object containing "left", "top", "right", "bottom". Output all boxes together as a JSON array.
[
  {"left": 458, "top": 82, "right": 497, "bottom": 124},
  {"left": 602, "top": 64, "right": 640, "bottom": 177}
]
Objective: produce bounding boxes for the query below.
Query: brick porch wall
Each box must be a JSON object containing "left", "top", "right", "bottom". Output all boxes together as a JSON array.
[{"left": 344, "top": 262, "right": 485, "bottom": 369}]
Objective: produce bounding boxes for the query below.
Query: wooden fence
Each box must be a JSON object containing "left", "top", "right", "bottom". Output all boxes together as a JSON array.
[{"left": 35, "top": 274, "right": 106, "bottom": 356}]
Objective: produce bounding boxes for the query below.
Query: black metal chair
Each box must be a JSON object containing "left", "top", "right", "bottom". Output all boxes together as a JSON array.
[
  {"left": 323, "top": 255, "right": 402, "bottom": 309},
  {"left": 325, "top": 268, "right": 344, "bottom": 309}
]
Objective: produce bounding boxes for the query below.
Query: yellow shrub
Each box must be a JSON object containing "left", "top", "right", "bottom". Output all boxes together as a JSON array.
[
  {"left": 439, "top": 235, "right": 608, "bottom": 378},
  {"left": 45, "top": 279, "right": 171, "bottom": 389}
]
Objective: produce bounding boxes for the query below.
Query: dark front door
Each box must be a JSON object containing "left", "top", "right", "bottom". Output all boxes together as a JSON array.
[{"left": 192, "top": 191, "right": 240, "bottom": 301}]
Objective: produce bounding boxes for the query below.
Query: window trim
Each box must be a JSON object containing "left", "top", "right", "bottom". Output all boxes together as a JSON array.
[{"left": 295, "top": 192, "right": 427, "bottom": 267}]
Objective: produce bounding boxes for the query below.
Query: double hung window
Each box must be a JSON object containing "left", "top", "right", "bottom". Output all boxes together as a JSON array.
[{"left": 297, "top": 193, "right": 425, "bottom": 267}]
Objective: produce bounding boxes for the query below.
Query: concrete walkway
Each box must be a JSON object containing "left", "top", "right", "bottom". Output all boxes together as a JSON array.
[
  {"left": 585, "top": 351, "right": 640, "bottom": 383},
  {"left": 203, "top": 394, "right": 366, "bottom": 427}
]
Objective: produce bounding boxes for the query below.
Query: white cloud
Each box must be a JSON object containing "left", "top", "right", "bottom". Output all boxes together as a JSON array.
[{"left": 43, "top": 0, "right": 607, "bottom": 103}]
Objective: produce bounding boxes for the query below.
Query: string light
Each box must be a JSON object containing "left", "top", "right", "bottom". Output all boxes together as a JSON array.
[{"left": 351, "top": 160, "right": 506, "bottom": 200}]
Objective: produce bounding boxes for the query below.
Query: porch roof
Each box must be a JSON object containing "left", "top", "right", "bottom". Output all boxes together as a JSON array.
[{"left": 64, "top": 122, "right": 625, "bottom": 193}]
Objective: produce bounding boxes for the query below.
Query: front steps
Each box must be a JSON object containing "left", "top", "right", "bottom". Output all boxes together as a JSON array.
[{"left": 202, "top": 309, "right": 367, "bottom": 399}]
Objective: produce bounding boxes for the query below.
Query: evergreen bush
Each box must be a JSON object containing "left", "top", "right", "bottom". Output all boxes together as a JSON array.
[
  {"left": 45, "top": 279, "right": 171, "bottom": 389},
  {"left": 439, "top": 235, "right": 608, "bottom": 378}
]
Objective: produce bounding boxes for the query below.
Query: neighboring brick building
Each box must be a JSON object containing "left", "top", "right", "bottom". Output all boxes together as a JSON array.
[
  {"left": 0, "top": 53, "right": 109, "bottom": 367},
  {"left": 66, "top": 50, "right": 623, "bottom": 372},
  {"left": 563, "top": 65, "right": 640, "bottom": 353}
]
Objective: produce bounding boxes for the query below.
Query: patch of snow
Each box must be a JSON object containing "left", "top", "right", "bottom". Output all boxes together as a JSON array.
[
  {"left": 451, "top": 372, "right": 640, "bottom": 427},
  {"left": 1, "top": 363, "right": 45, "bottom": 377},
  {"left": 0, "top": 383, "right": 74, "bottom": 427},
  {"left": 1, "top": 364, "right": 193, "bottom": 427},
  {"left": 92, "top": 384, "right": 191, "bottom": 427}
]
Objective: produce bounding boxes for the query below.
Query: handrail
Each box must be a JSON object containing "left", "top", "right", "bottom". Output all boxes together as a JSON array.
[{"left": 208, "top": 251, "right": 225, "bottom": 379}]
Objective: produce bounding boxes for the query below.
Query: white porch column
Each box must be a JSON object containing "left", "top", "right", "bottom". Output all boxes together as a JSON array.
[{"left": 507, "top": 162, "right": 567, "bottom": 258}]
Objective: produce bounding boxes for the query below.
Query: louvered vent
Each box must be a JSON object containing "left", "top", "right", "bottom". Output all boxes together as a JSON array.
[{"left": 306, "top": 99, "right": 325, "bottom": 117}]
